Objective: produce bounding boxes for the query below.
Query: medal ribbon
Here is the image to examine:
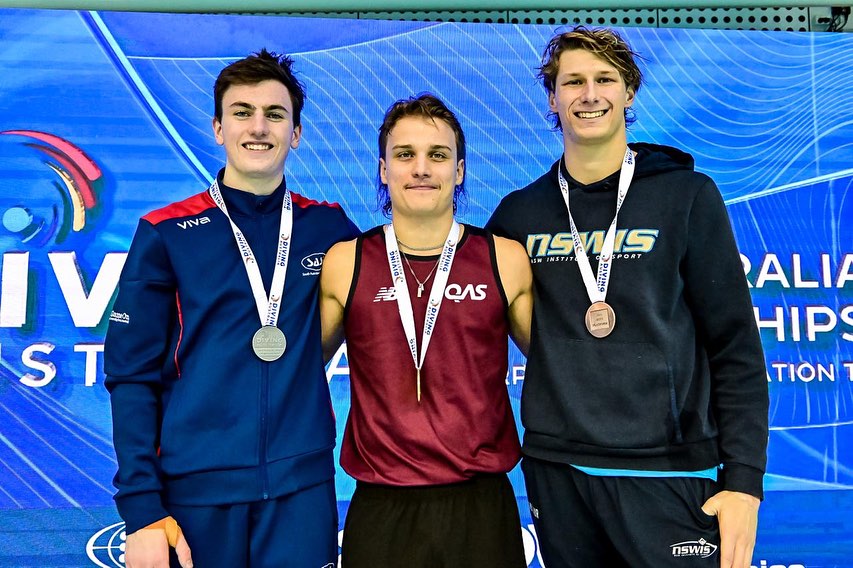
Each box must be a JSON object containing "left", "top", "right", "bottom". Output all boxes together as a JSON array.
[
  {"left": 558, "top": 147, "right": 635, "bottom": 304},
  {"left": 384, "top": 221, "right": 461, "bottom": 401},
  {"left": 209, "top": 180, "right": 292, "bottom": 327}
]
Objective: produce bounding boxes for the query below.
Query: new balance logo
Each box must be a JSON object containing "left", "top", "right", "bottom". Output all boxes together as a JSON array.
[
  {"left": 373, "top": 287, "right": 396, "bottom": 302},
  {"left": 177, "top": 216, "right": 211, "bottom": 229}
]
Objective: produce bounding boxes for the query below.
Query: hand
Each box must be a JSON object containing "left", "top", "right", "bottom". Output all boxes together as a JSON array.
[
  {"left": 701, "top": 490, "right": 760, "bottom": 568},
  {"left": 173, "top": 531, "right": 194, "bottom": 568},
  {"left": 125, "top": 518, "right": 194, "bottom": 568}
]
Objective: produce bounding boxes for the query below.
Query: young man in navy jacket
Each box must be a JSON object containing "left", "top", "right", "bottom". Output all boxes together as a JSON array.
[
  {"left": 487, "top": 28, "right": 768, "bottom": 568},
  {"left": 105, "top": 50, "right": 358, "bottom": 568}
]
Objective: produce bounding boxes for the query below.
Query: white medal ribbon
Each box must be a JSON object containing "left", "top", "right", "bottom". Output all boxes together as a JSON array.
[
  {"left": 558, "top": 147, "right": 635, "bottom": 304},
  {"left": 384, "top": 221, "right": 461, "bottom": 402},
  {"left": 209, "top": 180, "right": 292, "bottom": 327}
]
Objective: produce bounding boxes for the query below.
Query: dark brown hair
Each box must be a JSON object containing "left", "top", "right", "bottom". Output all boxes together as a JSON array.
[
  {"left": 213, "top": 48, "right": 305, "bottom": 127},
  {"left": 376, "top": 93, "right": 466, "bottom": 217}
]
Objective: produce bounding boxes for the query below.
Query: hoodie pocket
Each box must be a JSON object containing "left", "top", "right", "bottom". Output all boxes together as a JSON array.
[{"left": 526, "top": 337, "right": 677, "bottom": 450}]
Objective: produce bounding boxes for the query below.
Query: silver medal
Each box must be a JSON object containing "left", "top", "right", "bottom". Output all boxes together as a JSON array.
[{"left": 252, "top": 325, "right": 287, "bottom": 361}]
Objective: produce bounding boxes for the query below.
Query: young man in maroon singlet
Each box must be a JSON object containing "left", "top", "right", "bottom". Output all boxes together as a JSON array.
[{"left": 319, "top": 93, "right": 533, "bottom": 567}]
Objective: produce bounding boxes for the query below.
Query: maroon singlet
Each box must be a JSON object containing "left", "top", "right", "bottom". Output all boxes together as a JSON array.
[{"left": 340, "top": 225, "right": 521, "bottom": 485}]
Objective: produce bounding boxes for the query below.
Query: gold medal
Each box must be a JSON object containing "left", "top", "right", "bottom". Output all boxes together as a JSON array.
[{"left": 585, "top": 301, "right": 615, "bottom": 338}]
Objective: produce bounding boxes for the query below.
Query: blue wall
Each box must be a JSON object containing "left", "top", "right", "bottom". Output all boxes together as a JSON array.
[{"left": 0, "top": 9, "right": 851, "bottom": 567}]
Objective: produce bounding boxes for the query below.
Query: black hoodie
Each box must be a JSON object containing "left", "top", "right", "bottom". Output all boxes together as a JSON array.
[{"left": 487, "top": 143, "right": 768, "bottom": 499}]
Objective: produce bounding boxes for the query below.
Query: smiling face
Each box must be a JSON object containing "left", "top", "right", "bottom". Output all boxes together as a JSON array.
[
  {"left": 380, "top": 115, "right": 464, "bottom": 221},
  {"left": 213, "top": 79, "right": 301, "bottom": 195},
  {"left": 549, "top": 48, "right": 635, "bottom": 150}
]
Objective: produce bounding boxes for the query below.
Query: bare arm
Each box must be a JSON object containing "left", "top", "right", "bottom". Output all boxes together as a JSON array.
[
  {"left": 319, "top": 239, "right": 357, "bottom": 363},
  {"left": 494, "top": 236, "right": 533, "bottom": 356}
]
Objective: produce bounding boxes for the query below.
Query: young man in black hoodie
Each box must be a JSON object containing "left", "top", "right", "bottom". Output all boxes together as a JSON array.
[{"left": 487, "top": 27, "right": 768, "bottom": 568}]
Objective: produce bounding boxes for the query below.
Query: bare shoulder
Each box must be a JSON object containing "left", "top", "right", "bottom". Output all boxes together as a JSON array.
[
  {"left": 321, "top": 238, "right": 358, "bottom": 300},
  {"left": 493, "top": 235, "right": 530, "bottom": 267},
  {"left": 324, "top": 238, "right": 357, "bottom": 270}
]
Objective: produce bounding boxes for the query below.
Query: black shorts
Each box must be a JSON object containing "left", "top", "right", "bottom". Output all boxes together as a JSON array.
[
  {"left": 522, "top": 457, "right": 722, "bottom": 567},
  {"left": 341, "top": 473, "right": 527, "bottom": 568}
]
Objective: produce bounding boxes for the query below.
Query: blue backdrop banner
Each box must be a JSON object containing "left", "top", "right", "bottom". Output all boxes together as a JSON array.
[{"left": 0, "top": 8, "right": 851, "bottom": 568}]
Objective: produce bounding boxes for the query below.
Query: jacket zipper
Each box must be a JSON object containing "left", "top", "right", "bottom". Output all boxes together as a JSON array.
[{"left": 260, "top": 361, "right": 270, "bottom": 499}]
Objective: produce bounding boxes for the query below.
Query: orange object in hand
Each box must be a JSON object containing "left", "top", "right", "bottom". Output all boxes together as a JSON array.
[{"left": 144, "top": 516, "right": 182, "bottom": 547}]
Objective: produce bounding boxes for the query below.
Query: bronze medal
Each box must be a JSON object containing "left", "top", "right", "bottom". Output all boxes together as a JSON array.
[{"left": 585, "top": 301, "right": 615, "bottom": 338}]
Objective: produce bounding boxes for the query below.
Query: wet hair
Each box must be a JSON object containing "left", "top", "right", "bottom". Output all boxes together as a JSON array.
[
  {"left": 213, "top": 48, "right": 305, "bottom": 127},
  {"left": 376, "top": 93, "right": 466, "bottom": 217},
  {"left": 538, "top": 26, "right": 644, "bottom": 129}
]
